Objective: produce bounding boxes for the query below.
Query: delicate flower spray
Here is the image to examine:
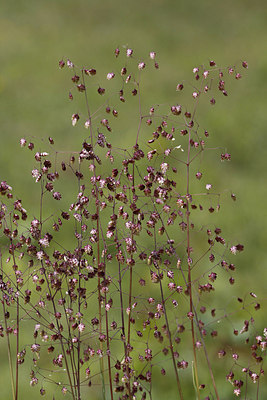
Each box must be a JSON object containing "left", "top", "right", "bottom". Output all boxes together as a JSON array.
[{"left": 0, "top": 48, "right": 265, "bottom": 400}]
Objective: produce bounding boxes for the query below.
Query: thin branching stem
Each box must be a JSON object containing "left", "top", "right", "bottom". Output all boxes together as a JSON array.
[
  {"left": 0, "top": 252, "right": 16, "bottom": 400},
  {"left": 186, "top": 128, "right": 200, "bottom": 400}
]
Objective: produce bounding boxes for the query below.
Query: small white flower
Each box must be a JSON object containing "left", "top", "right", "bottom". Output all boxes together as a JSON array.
[
  {"left": 149, "top": 52, "right": 156, "bottom": 60},
  {"left": 39, "top": 237, "right": 49, "bottom": 247},
  {"left": 234, "top": 389, "right": 241, "bottom": 396},
  {"left": 171, "top": 104, "right": 182, "bottom": 114},
  {"left": 71, "top": 114, "right": 79, "bottom": 126},
  {"left": 84, "top": 119, "right": 90, "bottom": 129},
  {"left": 160, "top": 162, "right": 168, "bottom": 174},
  {"left": 20, "top": 138, "right": 26, "bottom": 147},
  {"left": 126, "top": 48, "right": 133, "bottom": 57},
  {"left": 106, "top": 231, "right": 114, "bottom": 239},
  {"left": 168, "top": 282, "right": 176, "bottom": 291},
  {"left": 203, "top": 70, "right": 209, "bottom": 79},
  {"left": 206, "top": 184, "right": 212, "bottom": 190},
  {"left": 30, "top": 377, "right": 38, "bottom": 387},
  {"left": 138, "top": 62, "right": 146, "bottom": 70},
  {"left": 67, "top": 59, "right": 74, "bottom": 68},
  {"left": 193, "top": 67, "right": 199, "bottom": 74},
  {"left": 174, "top": 144, "right": 184, "bottom": 152},
  {"left": 192, "top": 91, "right": 199, "bottom": 98},
  {"left": 31, "top": 219, "right": 40, "bottom": 228},
  {"left": 37, "top": 251, "right": 44, "bottom": 260},
  {"left": 164, "top": 148, "right": 171, "bottom": 156},
  {"left": 32, "top": 169, "right": 40, "bottom": 178},
  {"left": 73, "top": 213, "right": 82, "bottom": 222},
  {"left": 78, "top": 323, "right": 85, "bottom": 332},
  {"left": 260, "top": 341, "right": 266, "bottom": 351},
  {"left": 125, "top": 74, "right": 131, "bottom": 83},
  {"left": 62, "top": 386, "right": 68, "bottom": 394},
  {"left": 31, "top": 343, "right": 41, "bottom": 353},
  {"left": 158, "top": 176, "right": 165, "bottom": 184},
  {"left": 107, "top": 72, "right": 115, "bottom": 80},
  {"left": 177, "top": 198, "right": 184, "bottom": 208},
  {"left": 32, "top": 169, "right": 41, "bottom": 183},
  {"left": 230, "top": 246, "right": 237, "bottom": 255},
  {"left": 41, "top": 333, "right": 49, "bottom": 342}
]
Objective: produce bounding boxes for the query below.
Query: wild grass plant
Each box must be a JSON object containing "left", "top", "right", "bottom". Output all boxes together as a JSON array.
[{"left": 0, "top": 47, "right": 265, "bottom": 400}]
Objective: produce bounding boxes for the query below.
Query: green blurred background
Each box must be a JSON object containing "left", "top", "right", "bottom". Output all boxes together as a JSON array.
[{"left": 1, "top": 0, "right": 267, "bottom": 398}]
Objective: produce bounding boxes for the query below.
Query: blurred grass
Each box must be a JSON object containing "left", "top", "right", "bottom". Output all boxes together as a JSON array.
[{"left": 1, "top": 0, "right": 267, "bottom": 398}]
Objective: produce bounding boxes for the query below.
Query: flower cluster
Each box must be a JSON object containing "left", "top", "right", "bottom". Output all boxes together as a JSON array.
[{"left": 0, "top": 48, "right": 263, "bottom": 400}]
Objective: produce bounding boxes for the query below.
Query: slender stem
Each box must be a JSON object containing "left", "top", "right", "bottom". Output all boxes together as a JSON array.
[
  {"left": 0, "top": 253, "right": 15, "bottom": 400},
  {"left": 115, "top": 226, "right": 129, "bottom": 382},
  {"left": 40, "top": 175, "right": 76, "bottom": 398},
  {"left": 186, "top": 128, "right": 200, "bottom": 400},
  {"left": 44, "top": 271, "right": 76, "bottom": 399},
  {"left": 9, "top": 239, "right": 19, "bottom": 400},
  {"left": 77, "top": 271, "right": 81, "bottom": 400},
  {"left": 82, "top": 70, "right": 106, "bottom": 399},
  {"left": 15, "top": 289, "right": 19, "bottom": 400},
  {"left": 158, "top": 268, "right": 184, "bottom": 400},
  {"left": 98, "top": 224, "right": 114, "bottom": 398},
  {"left": 104, "top": 289, "right": 114, "bottom": 400},
  {"left": 59, "top": 288, "right": 77, "bottom": 398},
  {"left": 153, "top": 230, "right": 183, "bottom": 400},
  {"left": 135, "top": 81, "right": 142, "bottom": 146},
  {"left": 77, "top": 172, "right": 82, "bottom": 400},
  {"left": 256, "top": 369, "right": 260, "bottom": 400}
]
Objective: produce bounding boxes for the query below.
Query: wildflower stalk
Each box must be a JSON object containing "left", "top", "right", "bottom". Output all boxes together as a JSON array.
[
  {"left": 103, "top": 265, "right": 114, "bottom": 400},
  {"left": 77, "top": 209, "right": 82, "bottom": 400},
  {"left": 39, "top": 178, "right": 76, "bottom": 399},
  {"left": 158, "top": 267, "right": 183, "bottom": 399},
  {"left": 43, "top": 266, "right": 76, "bottom": 399},
  {"left": 125, "top": 164, "right": 136, "bottom": 400},
  {"left": 0, "top": 50, "right": 257, "bottom": 400},
  {"left": 0, "top": 253, "right": 16, "bottom": 400},
  {"left": 99, "top": 233, "right": 114, "bottom": 399},
  {"left": 81, "top": 70, "right": 106, "bottom": 399},
  {"left": 186, "top": 128, "right": 200, "bottom": 400},
  {"left": 115, "top": 228, "right": 130, "bottom": 397},
  {"left": 9, "top": 238, "right": 20, "bottom": 400},
  {"left": 153, "top": 229, "right": 184, "bottom": 400}
]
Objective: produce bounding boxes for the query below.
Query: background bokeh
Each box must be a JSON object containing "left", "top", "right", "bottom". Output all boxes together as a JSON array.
[{"left": 1, "top": 0, "right": 266, "bottom": 398}]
